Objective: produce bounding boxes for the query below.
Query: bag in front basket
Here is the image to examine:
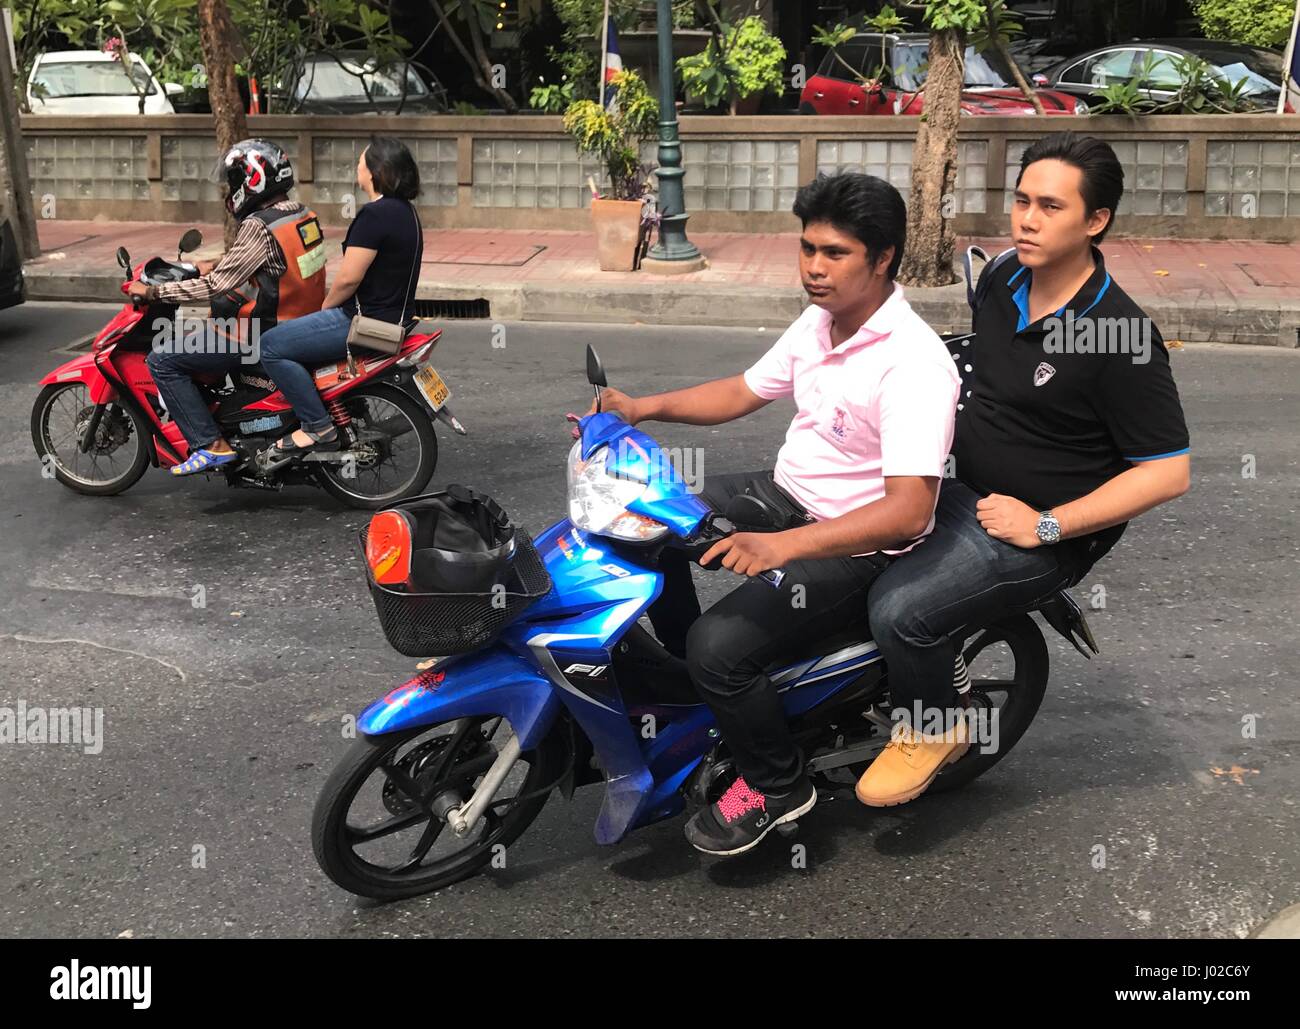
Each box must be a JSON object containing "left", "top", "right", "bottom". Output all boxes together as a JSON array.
[{"left": 367, "top": 485, "right": 516, "bottom": 595}]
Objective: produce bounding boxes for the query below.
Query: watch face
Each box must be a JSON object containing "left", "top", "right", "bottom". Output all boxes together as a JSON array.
[{"left": 1038, "top": 514, "right": 1061, "bottom": 544}]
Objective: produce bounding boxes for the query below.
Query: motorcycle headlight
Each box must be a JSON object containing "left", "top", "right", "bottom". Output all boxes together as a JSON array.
[
  {"left": 566, "top": 441, "right": 668, "bottom": 542},
  {"left": 1073, "top": 98, "right": 1090, "bottom": 115}
]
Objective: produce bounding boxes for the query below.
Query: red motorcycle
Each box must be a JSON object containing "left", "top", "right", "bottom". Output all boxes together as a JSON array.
[{"left": 31, "top": 229, "right": 465, "bottom": 510}]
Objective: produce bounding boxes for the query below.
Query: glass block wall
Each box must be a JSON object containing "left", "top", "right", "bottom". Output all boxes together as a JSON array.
[
  {"left": 471, "top": 139, "right": 611, "bottom": 208},
  {"left": 681, "top": 140, "right": 800, "bottom": 213},
  {"left": 1004, "top": 139, "right": 1188, "bottom": 215},
  {"left": 1205, "top": 140, "right": 1300, "bottom": 218},
  {"left": 814, "top": 139, "right": 988, "bottom": 213},
  {"left": 313, "top": 137, "right": 456, "bottom": 207},
  {"left": 26, "top": 135, "right": 150, "bottom": 202},
  {"left": 162, "top": 137, "right": 300, "bottom": 203}
]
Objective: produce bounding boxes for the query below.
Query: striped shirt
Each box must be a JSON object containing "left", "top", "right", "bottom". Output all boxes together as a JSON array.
[{"left": 152, "top": 199, "right": 300, "bottom": 305}]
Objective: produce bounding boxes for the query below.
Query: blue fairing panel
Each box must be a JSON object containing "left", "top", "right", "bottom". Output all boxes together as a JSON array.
[
  {"left": 506, "top": 519, "right": 663, "bottom": 654},
  {"left": 578, "top": 412, "right": 711, "bottom": 538}
]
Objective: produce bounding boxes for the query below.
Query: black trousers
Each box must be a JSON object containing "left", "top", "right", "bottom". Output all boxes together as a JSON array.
[{"left": 647, "top": 470, "right": 891, "bottom": 795}]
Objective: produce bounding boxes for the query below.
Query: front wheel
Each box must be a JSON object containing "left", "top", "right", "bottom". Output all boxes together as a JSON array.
[
  {"left": 31, "top": 384, "right": 151, "bottom": 496},
  {"left": 312, "top": 715, "right": 566, "bottom": 901},
  {"left": 314, "top": 383, "right": 437, "bottom": 509}
]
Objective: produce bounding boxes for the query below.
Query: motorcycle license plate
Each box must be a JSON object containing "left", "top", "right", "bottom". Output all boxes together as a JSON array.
[{"left": 413, "top": 365, "right": 450, "bottom": 411}]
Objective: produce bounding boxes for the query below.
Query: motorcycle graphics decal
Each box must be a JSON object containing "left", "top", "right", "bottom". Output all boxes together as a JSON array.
[
  {"left": 563, "top": 662, "right": 609, "bottom": 680},
  {"left": 381, "top": 669, "right": 447, "bottom": 709},
  {"left": 772, "top": 640, "right": 882, "bottom": 690},
  {"left": 527, "top": 633, "right": 620, "bottom": 714}
]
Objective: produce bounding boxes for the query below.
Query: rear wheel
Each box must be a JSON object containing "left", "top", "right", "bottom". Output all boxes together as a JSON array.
[
  {"left": 927, "top": 614, "right": 1049, "bottom": 793},
  {"left": 811, "top": 615, "right": 1049, "bottom": 795},
  {"left": 314, "top": 383, "right": 437, "bottom": 509},
  {"left": 312, "top": 715, "right": 565, "bottom": 902},
  {"left": 31, "top": 384, "right": 150, "bottom": 496}
]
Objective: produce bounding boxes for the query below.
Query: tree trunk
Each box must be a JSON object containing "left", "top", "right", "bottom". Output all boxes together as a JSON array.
[
  {"left": 899, "top": 26, "right": 963, "bottom": 288},
  {"left": 428, "top": 1, "right": 518, "bottom": 112},
  {"left": 197, "top": 0, "right": 248, "bottom": 247},
  {"left": 0, "top": 10, "right": 40, "bottom": 259},
  {"left": 462, "top": 8, "right": 518, "bottom": 113}
]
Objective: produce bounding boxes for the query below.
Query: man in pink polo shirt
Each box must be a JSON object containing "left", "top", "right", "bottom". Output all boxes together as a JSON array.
[{"left": 587, "top": 173, "right": 960, "bottom": 856}]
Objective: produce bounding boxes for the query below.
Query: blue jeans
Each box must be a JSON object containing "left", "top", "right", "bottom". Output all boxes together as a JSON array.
[
  {"left": 257, "top": 307, "right": 353, "bottom": 432},
  {"left": 146, "top": 348, "right": 243, "bottom": 449},
  {"left": 867, "top": 479, "right": 1085, "bottom": 715}
]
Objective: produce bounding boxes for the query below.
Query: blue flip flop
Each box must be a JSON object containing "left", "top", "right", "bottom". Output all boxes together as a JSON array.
[{"left": 172, "top": 448, "right": 238, "bottom": 476}]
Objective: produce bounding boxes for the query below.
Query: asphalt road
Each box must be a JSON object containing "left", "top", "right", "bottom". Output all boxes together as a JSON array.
[{"left": 0, "top": 302, "right": 1296, "bottom": 938}]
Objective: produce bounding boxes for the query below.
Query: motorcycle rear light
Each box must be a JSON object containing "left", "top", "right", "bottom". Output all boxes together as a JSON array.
[{"left": 398, "top": 341, "right": 437, "bottom": 367}]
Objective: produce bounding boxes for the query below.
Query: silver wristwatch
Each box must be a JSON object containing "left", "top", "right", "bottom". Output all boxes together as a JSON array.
[{"left": 1035, "top": 510, "right": 1062, "bottom": 545}]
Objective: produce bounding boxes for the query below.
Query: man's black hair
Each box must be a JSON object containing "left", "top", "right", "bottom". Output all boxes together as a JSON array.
[
  {"left": 1016, "top": 132, "right": 1124, "bottom": 243},
  {"left": 792, "top": 172, "right": 906, "bottom": 279}
]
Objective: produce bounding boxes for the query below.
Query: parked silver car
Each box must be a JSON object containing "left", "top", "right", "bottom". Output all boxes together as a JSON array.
[
  {"left": 271, "top": 52, "right": 448, "bottom": 114},
  {"left": 1033, "top": 38, "right": 1289, "bottom": 112}
]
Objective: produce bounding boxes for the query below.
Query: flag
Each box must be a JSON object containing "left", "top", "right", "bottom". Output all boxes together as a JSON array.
[
  {"left": 1282, "top": 1, "right": 1300, "bottom": 113},
  {"left": 602, "top": 15, "right": 623, "bottom": 112}
]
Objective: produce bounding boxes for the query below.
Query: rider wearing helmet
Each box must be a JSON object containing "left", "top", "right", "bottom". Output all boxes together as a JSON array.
[{"left": 137, "top": 139, "right": 328, "bottom": 475}]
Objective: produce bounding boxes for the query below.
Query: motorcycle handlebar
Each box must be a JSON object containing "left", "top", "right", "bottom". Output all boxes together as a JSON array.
[{"left": 690, "top": 515, "right": 787, "bottom": 590}]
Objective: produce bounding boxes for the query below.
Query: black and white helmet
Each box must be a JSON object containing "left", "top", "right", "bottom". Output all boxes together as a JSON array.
[{"left": 214, "top": 138, "right": 294, "bottom": 219}]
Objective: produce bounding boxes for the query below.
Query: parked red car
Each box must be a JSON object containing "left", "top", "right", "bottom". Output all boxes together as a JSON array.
[{"left": 801, "top": 32, "right": 1087, "bottom": 116}]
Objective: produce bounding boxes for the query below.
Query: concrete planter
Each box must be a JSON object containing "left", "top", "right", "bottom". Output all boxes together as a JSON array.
[{"left": 591, "top": 198, "right": 645, "bottom": 272}]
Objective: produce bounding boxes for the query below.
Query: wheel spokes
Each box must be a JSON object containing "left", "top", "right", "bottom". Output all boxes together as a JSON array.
[
  {"left": 345, "top": 808, "right": 429, "bottom": 843},
  {"left": 391, "top": 817, "right": 447, "bottom": 873}
]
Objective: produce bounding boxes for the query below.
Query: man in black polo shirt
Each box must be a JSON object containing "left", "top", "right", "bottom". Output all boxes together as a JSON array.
[{"left": 856, "top": 132, "right": 1191, "bottom": 807}]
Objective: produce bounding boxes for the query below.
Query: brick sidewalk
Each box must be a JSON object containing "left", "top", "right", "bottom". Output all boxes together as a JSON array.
[{"left": 23, "top": 220, "right": 1300, "bottom": 345}]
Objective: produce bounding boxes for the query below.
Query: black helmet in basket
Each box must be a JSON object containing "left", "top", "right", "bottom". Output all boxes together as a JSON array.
[{"left": 365, "top": 484, "right": 516, "bottom": 595}]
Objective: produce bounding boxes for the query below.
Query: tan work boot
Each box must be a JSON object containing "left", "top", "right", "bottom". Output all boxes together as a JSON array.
[{"left": 855, "top": 716, "right": 970, "bottom": 807}]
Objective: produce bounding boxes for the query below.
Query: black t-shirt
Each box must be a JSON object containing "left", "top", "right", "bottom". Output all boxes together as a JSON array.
[
  {"left": 342, "top": 196, "right": 423, "bottom": 324},
  {"left": 951, "top": 246, "right": 1190, "bottom": 569}
]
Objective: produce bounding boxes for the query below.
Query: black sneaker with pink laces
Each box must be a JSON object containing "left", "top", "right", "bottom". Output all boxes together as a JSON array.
[{"left": 684, "top": 775, "right": 817, "bottom": 857}]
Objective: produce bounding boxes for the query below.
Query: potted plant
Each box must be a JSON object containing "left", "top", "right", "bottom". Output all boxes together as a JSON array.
[
  {"left": 677, "top": 12, "right": 786, "bottom": 115},
  {"left": 562, "top": 69, "right": 660, "bottom": 272}
]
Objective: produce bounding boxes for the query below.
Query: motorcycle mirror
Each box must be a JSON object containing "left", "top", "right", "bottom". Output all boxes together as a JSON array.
[
  {"left": 177, "top": 228, "right": 203, "bottom": 257},
  {"left": 585, "top": 344, "right": 606, "bottom": 414},
  {"left": 585, "top": 344, "right": 607, "bottom": 388},
  {"left": 116, "top": 246, "right": 131, "bottom": 270}
]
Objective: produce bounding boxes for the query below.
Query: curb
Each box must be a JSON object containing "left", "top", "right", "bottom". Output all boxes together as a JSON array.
[{"left": 21, "top": 266, "right": 1300, "bottom": 347}]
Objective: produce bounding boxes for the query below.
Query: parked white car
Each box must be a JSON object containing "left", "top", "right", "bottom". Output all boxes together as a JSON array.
[{"left": 26, "top": 50, "right": 181, "bottom": 114}]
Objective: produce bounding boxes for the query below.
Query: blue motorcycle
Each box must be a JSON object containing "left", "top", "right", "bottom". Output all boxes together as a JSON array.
[{"left": 313, "top": 344, "right": 1099, "bottom": 901}]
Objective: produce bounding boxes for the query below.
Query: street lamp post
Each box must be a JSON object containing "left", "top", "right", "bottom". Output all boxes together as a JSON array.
[{"left": 642, "top": 0, "right": 706, "bottom": 273}]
